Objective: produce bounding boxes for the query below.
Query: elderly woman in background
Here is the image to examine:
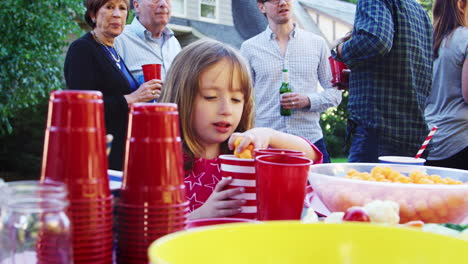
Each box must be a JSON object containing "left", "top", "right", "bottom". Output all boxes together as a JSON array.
[{"left": 64, "top": 0, "right": 162, "bottom": 170}]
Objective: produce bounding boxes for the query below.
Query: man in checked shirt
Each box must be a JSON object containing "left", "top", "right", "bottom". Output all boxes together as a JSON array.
[
  {"left": 332, "top": 0, "right": 433, "bottom": 163},
  {"left": 241, "top": 0, "right": 343, "bottom": 163}
]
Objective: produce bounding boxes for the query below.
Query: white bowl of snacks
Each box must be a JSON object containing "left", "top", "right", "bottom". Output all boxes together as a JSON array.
[{"left": 308, "top": 163, "right": 468, "bottom": 224}]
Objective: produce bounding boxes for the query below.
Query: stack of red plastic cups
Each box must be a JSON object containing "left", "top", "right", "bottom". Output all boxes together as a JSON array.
[
  {"left": 40, "top": 90, "right": 113, "bottom": 264},
  {"left": 116, "top": 103, "right": 188, "bottom": 264}
]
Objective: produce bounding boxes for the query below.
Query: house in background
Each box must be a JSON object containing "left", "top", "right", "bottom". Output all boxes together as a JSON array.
[
  {"left": 294, "top": 0, "right": 355, "bottom": 47},
  {"left": 167, "top": 0, "right": 355, "bottom": 48},
  {"left": 168, "top": 0, "right": 267, "bottom": 48}
]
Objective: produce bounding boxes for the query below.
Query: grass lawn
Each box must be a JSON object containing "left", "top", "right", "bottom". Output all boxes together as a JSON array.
[{"left": 331, "top": 157, "right": 348, "bottom": 163}]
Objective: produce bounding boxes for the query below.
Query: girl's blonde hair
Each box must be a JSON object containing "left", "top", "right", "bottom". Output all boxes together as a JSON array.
[{"left": 160, "top": 39, "right": 254, "bottom": 170}]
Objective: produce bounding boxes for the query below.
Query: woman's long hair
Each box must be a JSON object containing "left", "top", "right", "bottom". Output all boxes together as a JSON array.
[{"left": 433, "top": 0, "right": 466, "bottom": 58}]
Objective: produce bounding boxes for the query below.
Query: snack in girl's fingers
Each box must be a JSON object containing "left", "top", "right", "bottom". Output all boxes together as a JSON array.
[{"left": 233, "top": 137, "right": 254, "bottom": 159}]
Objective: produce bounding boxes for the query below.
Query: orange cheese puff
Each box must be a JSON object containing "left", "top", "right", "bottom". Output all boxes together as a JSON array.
[{"left": 233, "top": 137, "right": 254, "bottom": 159}]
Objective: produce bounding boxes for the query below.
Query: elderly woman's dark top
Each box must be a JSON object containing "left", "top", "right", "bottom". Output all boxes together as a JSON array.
[{"left": 64, "top": 32, "right": 136, "bottom": 170}]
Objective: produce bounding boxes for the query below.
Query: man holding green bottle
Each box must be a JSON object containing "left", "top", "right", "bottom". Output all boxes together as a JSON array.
[{"left": 240, "top": 0, "right": 342, "bottom": 163}]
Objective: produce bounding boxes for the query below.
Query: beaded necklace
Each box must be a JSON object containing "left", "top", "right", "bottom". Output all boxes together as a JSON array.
[{"left": 92, "top": 30, "right": 121, "bottom": 69}]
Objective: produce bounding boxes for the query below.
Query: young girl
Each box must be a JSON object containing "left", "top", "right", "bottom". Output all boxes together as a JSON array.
[
  {"left": 160, "top": 39, "right": 322, "bottom": 219},
  {"left": 425, "top": 0, "right": 468, "bottom": 169}
]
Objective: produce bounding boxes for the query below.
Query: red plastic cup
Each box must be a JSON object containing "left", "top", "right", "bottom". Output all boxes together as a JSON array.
[
  {"left": 253, "top": 148, "right": 305, "bottom": 158},
  {"left": 186, "top": 218, "right": 260, "bottom": 229},
  {"left": 121, "top": 103, "right": 186, "bottom": 205},
  {"left": 40, "top": 90, "right": 110, "bottom": 200},
  {"left": 142, "top": 64, "right": 161, "bottom": 82},
  {"left": 328, "top": 56, "right": 349, "bottom": 85},
  {"left": 218, "top": 155, "right": 257, "bottom": 219},
  {"left": 255, "top": 155, "right": 313, "bottom": 220}
]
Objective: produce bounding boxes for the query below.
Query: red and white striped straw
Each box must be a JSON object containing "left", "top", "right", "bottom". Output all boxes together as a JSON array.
[{"left": 415, "top": 126, "right": 438, "bottom": 159}]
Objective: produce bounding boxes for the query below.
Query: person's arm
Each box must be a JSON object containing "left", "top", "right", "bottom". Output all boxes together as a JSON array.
[
  {"left": 307, "top": 39, "right": 343, "bottom": 112},
  {"left": 340, "top": 0, "right": 394, "bottom": 68},
  {"left": 64, "top": 40, "right": 99, "bottom": 91},
  {"left": 228, "top": 128, "right": 320, "bottom": 163},
  {"left": 462, "top": 58, "right": 468, "bottom": 103}
]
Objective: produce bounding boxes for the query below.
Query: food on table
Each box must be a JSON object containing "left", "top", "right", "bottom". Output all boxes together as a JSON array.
[
  {"left": 401, "top": 220, "right": 425, "bottom": 228},
  {"left": 342, "top": 206, "right": 370, "bottom": 222},
  {"left": 233, "top": 137, "right": 254, "bottom": 159},
  {"left": 345, "top": 166, "right": 465, "bottom": 184},
  {"left": 303, "top": 199, "right": 468, "bottom": 241},
  {"left": 363, "top": 200, "right": 400, "bottom": 225},
  {"left": 302, "top": 208, "right": 319, "bottom": 223},
  {"left": 311, "top": 165, "right": 468, "bottom": 224},
  {"left": 323, "top": 212, "right": 345, "bottom": 223}
]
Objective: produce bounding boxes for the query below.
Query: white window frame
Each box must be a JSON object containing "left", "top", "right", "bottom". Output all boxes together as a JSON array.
[
  {"left": 171, "top": 0, "right": 186, "bottom": 17},
  {"left": 199, "top": 0, "right": 218, "bottom": 23}
]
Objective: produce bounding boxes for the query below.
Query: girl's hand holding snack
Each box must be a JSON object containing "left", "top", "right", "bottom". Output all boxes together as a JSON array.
[
  {"left": 229, "top": 128, "right": 319, "bottom": 162},
  {"left": 228, "top": 128, "right": 272, "bottom": 154},
  {"left": 188, "top": 177, "right": 246, "bottom": 219}
]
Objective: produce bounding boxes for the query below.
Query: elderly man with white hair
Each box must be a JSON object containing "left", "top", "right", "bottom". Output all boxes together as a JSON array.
[{"left": 115, "top": 0, "right": 181, "bottom": 86}]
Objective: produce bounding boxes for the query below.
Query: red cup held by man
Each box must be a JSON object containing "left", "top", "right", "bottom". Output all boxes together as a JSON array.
[
  {"left": 142, "top": 63, "right": 162, "bottom": 82},
  {"left": 329, "top": 56, "right": 350, "bottom": 90}
]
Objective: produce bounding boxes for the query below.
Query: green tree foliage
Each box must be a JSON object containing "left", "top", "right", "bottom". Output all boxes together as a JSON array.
[
  {"left": 0, "top": 0, "right": 84, "bottom": 135},
  {"left": 418, "top": 0, "right": 434, "bottom": 14},
  {"left": 320, "top": 92, "right": 349, "bottom": 158},
  {"left": 0, "top": 0, "right": 84, "bottom": 178}
]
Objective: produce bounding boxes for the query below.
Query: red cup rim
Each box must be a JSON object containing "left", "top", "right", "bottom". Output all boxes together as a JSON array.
[
  {"left": 72, "top": 236, "right": 113, "bottom": 245},
  {"left": 253, "top": 148, "right": 305, "bottom": 156},
  {"left": 117, "top": 221, "right": 187, "bottom": 229},
  {"left": 187, "top": 217, "right": 260, "bottom": 228},
  {"left": 117, "top": 214, "right": 188, "bottom": 220},
  {"left": 116, "top": 206, "right": 189, "bottom": 213},
  {"left": 51, "top": 90, "right": 103, "bottom": 101},
  {"left": 73, "top": 240, "right": 113, "bottom": 251},
  {"left": 255, "top": 154, "right": 313, "bottom": 166},
  {"left": 72, "top": 223, "right": 113, "bottom": 232},
  {"left": 69, "top": 195, "right": 113, "bottom": 203},
  {"left": 130, "top": 102, "right": 178, "bottom": 113},
  {"left": 218, "top": 154, "right": 254, "bottom": 162},
  {"left": 116, "top": 201, "right": 189, "bottom": 209}
]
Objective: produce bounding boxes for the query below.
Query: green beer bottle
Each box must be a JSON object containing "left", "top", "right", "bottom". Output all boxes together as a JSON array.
[{"left": 279, "top": 69, "right": 292, "bottom": 116}]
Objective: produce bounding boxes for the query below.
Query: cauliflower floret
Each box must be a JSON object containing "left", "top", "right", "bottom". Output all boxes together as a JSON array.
[
  {"left": 323, "top": 212, "right": 345, "bottom": 223},
  {"left": 363, "top": 200, "right": 400, "bottom": 225},
  {"left": 302, "top": 208, "right": 319, "bottom": 224}
]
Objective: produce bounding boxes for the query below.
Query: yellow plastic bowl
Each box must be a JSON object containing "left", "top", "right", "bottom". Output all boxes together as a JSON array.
[{"left": 148, "top": 221, "right": 467, "bottom": 264}]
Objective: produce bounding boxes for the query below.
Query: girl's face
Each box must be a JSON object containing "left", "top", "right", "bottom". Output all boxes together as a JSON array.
[
  {"left": 192, "top": 59, "right": 245, "bottom": 154},
  {"left": 92, "top": 0, "right": 128, "bottom": 39}
]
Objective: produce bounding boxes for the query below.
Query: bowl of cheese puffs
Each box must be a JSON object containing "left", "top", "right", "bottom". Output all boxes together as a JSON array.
[{"left": 308, "top": 163, "right": 468, "bottom": 224}]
